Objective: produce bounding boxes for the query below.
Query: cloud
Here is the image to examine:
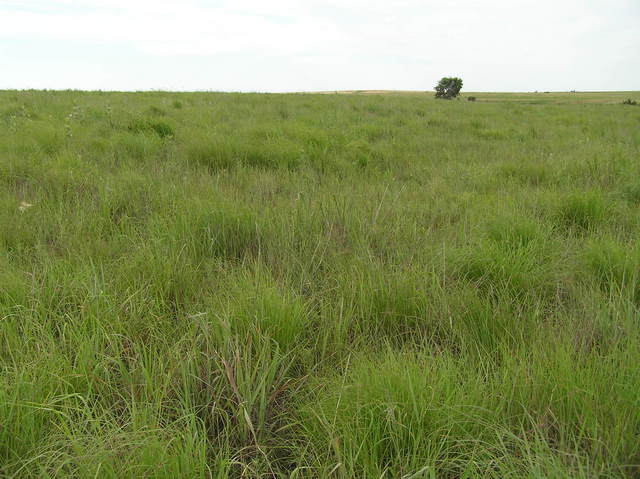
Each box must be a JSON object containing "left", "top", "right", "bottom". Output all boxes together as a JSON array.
[
  {"left": 0, "top": 0, "right": 638, "bottom": 91},
  {"left": 0, "top": 1, "right": 353, "bottom": 56}
]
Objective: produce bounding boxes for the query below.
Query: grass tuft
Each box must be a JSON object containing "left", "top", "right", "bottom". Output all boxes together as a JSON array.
[{"left": 555, "top": 191, "right": 608, "bottom": 231}]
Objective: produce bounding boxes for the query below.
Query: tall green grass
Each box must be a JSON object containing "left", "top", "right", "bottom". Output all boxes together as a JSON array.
[{"left": 0, "top": 90, "right": 639, "bottom": 477}]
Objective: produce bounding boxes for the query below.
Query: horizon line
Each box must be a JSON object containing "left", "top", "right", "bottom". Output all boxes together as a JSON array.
[{"left": 1, "top": 88, "right": 638, "bottom": 94}]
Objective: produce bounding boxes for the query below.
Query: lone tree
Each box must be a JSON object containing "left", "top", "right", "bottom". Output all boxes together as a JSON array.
[{"left": 434, "top": 77, "right": 463, "bottom": 99}]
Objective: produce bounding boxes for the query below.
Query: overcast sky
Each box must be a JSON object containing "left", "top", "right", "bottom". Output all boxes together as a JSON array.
[{"left": 1, "top": 0, "right": 638, "bottom": 92}]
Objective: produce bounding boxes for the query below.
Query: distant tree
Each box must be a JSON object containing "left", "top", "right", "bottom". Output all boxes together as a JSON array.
[{"left": 434, "top": 77, "right": 463, "bottom": 99}]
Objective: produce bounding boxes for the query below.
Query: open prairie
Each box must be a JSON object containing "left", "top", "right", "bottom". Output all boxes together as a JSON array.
[{"left": 1, "top": 89, "right": 640, "bottom": 478}]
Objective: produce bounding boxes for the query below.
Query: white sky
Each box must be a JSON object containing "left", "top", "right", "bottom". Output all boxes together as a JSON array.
[{"left": 1, "top": 0, "right": 638, "bottom": 92}]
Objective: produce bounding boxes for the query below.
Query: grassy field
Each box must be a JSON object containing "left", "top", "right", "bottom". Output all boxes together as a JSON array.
[{"left": 1, "top": 89, "right": 639, "bottom": 478}]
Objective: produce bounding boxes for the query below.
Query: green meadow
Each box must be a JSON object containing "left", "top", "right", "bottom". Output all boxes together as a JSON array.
[{"left": 1, "top": 89, "right": 639, "bottom": 478}]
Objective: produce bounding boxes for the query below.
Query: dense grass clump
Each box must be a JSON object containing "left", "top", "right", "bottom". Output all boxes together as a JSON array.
[
  {"left": 1, "top": 90, "right": 639, "bottom": 477},
  {"left": 585, "top": 240, "right": 640, "bottom": 301},
  {"left": 556, "top": 191, "right": 609, "bottom": 231}
]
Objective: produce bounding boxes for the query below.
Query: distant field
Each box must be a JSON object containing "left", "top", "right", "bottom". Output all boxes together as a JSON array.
[
  {"left": 1, "top": 89, "right": 639, "bottom": 478},
  {"left": 305, "top": 90, "right": 639, "bottom": 104}
]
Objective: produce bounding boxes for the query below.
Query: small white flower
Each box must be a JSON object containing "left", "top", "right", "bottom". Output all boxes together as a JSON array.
[{"left": 18, "top": 201, "right": 33, "bottom": 212}]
